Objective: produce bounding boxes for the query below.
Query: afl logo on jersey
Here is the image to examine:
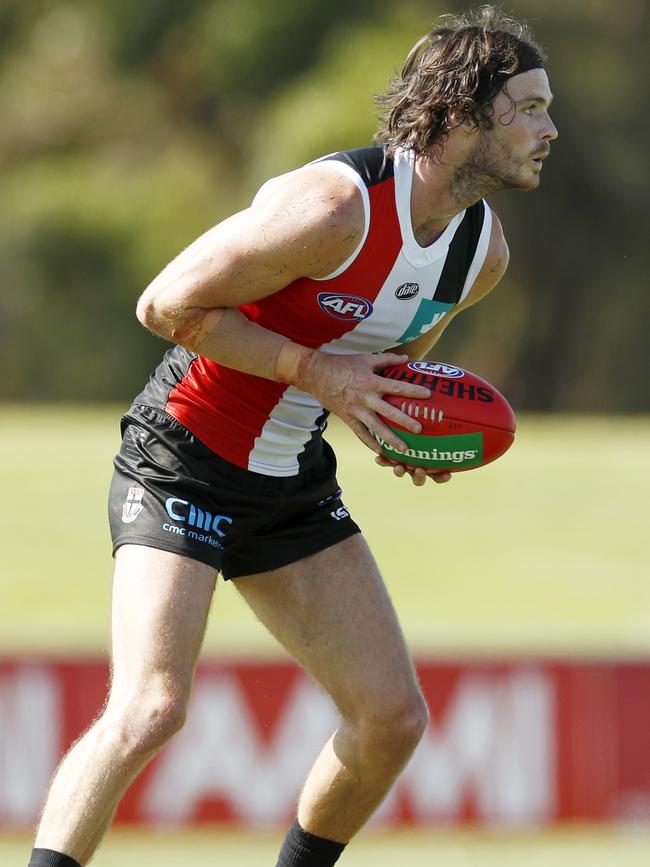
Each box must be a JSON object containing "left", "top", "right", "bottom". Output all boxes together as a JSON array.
[
  {"left": 317, "top": 293, "right": 373, "bottom": 321},
  {"left": 407, "top": 361, "right": 465, "bottom": 378},
  {"left": 395, "top": 283, "right": 419, "bottom": 300}
]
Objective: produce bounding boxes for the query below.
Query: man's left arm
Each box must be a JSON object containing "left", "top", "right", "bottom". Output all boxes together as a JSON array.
[{"left": 378, "top": 212, "right": 510, "bottom": 485}]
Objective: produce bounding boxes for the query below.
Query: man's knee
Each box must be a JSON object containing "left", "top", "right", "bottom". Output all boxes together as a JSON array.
[
  {"left": 374, "top": 690, "right": 430, "bottom": 751},
  {"left": 353, "top": 688, "right": 430, "bottom": 762},
  {"left": 103, "top": 686, "right": 188, "bottom": 760}
]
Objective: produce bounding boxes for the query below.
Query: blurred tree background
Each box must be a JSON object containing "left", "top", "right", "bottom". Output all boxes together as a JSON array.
[{"left": 0, "top": 0, "right": 647, "bottom": 410}]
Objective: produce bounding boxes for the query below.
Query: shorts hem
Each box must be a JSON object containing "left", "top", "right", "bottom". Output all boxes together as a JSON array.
[
  {"left": 224, "top": 523, "right": 361, "bottom": 580},
  {"left": 111, "top": 535, "right": 221, "bottom": 571}
]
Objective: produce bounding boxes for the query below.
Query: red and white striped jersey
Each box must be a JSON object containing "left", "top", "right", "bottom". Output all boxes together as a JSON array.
[{"left": 134, "top": 146, "right": 492, "bottom": 476}]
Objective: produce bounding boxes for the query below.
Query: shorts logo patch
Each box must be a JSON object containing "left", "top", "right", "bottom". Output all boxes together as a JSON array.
[
  {"left": 317, "top": 293, "right": 373, "bottom": 321},
  {"left": 163, "top": 496, "right": 233, "bottom": 550},
  {"left": 164, "top": 497, "right": 232, "bottom": 536},
  {"left": 122, "top": 487, "right": 145, "bottom": 523}
]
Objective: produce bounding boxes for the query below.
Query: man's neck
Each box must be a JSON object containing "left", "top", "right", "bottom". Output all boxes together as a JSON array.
[{"left": 410, "top": 153, "right": 486, "bottom": 247}]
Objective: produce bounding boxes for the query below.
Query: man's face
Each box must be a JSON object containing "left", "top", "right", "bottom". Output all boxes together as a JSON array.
[{"left": 466, "top": 68, "right": 558, "bottom": 192}]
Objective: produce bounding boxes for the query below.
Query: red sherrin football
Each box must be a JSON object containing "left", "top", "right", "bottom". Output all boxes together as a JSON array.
[{"left": 376, "top": 361, "right": 516, "bottom": 472}]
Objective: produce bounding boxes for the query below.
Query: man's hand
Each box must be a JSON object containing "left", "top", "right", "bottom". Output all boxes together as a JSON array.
[
  {"left": 294, "top": 351, "right": 431, "bottom": 455},
  {"left": 374, "top": 455, "right": 452, "bottom": 486}
]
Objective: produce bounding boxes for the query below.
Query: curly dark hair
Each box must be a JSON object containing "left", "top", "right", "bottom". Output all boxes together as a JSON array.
[{"left": 375, "top": 6, "right": 546, "bottom": 157}]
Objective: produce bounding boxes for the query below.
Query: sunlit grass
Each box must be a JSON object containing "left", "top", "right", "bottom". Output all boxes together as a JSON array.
[
  {"left": 1, "top": 405, "right": 648, "bottom": 657},
  {"left": 4, "top": 826, "right": 650, "bottom": 867}
]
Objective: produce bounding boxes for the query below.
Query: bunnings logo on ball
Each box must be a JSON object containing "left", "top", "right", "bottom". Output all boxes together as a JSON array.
[{"left": 374, "top": 431, "right": 484, "bottom": 469}]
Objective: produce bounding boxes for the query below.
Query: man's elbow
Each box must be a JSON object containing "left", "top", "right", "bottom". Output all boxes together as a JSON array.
[
  {"left": 135, "top": 291, "right": 154, "bottom": 330},
  {"left": 136, "top": 289, "right": 224, "bottom": 351},
  {"left": 135, "top": 285, "right": 176, "bottom": 341}
]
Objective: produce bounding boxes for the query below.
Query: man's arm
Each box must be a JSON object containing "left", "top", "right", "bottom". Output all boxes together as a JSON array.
[
  {"left": 137, "top": 164, "right": 364, "bottom": 344},
  {"left": 135, "top": 163, "right": 432, "bottom": 455}
]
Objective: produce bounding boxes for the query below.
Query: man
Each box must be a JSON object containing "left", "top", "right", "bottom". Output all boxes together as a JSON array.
[{"left": 29, "top": 6, "right": 556, "bottom": 867}]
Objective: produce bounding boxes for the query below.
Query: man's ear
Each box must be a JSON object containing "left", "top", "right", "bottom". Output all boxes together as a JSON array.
[{"left": 447, "top": 108, "right": 475, "bottom": 133}]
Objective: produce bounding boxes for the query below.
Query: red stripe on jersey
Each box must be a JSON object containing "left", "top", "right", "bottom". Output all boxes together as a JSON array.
[
  {"left": 164, "top": 176, "right": 401, "bottom": 468},
  {"left": 164, "top": 356, "right": 289, "bottom": 467}
]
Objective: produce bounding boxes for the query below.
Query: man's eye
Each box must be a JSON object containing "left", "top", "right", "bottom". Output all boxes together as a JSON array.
[{"left": 523, "top": 104, "right": 538, "bottom": 115}]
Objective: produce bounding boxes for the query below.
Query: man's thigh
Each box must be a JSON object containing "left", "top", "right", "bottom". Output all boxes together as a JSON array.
[
  {"left": 108, "top": 544, "right": 217, "bottom": 706},
  {"left": 234, "top": 534, "right": 419, "bottom": 719}
]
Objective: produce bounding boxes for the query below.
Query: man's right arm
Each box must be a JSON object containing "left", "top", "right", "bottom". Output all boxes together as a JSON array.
[{"left": 135, "top": 164, "right": 431, "bottom": 455}]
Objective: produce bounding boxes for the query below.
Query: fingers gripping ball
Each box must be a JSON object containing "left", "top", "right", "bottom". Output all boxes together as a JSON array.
[{"left": 376, "top": 361, "right": 516, "bottom": 472}]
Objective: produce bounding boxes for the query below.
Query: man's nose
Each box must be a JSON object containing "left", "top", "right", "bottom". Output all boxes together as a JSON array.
[{"left": 543, "top": 113, "right": 558, "bottom": 141}]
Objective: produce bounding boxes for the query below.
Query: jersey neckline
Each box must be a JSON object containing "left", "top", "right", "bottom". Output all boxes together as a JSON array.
[{"left": 393, "top": 147, "right": 466, "bottom": 268}]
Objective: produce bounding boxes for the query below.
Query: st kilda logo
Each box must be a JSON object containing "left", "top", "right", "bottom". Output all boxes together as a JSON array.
[
  {"left": 317, "top": 293, "right": 373, "bottom": 321},
  {"left": 395, "top": 282, "right": 419, "bottom": 300},
  {"left": 122, "top": 487, "right": 145, "bottom": 523}
]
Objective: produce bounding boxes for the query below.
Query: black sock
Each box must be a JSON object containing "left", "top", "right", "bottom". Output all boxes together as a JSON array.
[
  {"left": 28, "top": 848, "right": 82, "bottom": 867},
  {"left": 276, "top": 819, "right": 347, "bottom": 866}
]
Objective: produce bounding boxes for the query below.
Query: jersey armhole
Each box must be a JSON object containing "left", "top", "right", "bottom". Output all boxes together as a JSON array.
[
  {"left": 311, "top": 161, "right": 371, "bottom": 282},
  {"left": 458, "top": 201, "right": 493, "bottom": 304}
]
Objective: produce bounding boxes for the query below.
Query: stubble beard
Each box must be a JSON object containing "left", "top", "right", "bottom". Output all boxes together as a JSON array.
[{"left": 451, "top": 135, "right": 537, "bottom": 205}]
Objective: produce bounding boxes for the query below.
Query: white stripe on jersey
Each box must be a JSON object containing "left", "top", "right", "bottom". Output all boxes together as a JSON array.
[{"left": 248, "top": 386, "right": 323, "bottom": 476}]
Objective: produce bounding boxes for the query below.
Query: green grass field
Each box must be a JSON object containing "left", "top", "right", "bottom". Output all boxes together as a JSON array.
[
  {"left": 1, "top": 406, "right": 650, "bottom": 865},
  {"left": 4, "top": 826, "right": 650, "bottom": 867},
  {"left": 1, "top": 405, "right": 648, "bottom": 656}
]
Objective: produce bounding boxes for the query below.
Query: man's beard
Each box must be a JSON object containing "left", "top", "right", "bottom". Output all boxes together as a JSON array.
[{"left": 451, "top": 135, "right": 536, "bottom": 204}]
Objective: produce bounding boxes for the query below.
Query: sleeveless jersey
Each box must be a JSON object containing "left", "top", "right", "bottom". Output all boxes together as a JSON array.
[{"left": 134, "top": 146, "right": 492, "bottom": 477}]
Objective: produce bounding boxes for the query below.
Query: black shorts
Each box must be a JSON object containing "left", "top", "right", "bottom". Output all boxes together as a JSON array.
[{"left": 108, "top": 405, "right": 360, "bottom": 579}]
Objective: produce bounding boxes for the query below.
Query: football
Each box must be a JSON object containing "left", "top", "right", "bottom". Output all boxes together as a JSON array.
[{"left": 375, "top": 360, "right": 516, "bottom": 472}]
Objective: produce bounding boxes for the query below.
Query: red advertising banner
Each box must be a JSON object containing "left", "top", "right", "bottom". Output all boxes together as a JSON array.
[{"left": 2, "top": 658, "right": 650, "bottom": 828}]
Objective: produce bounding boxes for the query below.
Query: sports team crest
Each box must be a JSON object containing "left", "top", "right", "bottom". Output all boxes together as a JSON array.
[{"left": 122, "top": 487, "right": 145, "bottom": 523}]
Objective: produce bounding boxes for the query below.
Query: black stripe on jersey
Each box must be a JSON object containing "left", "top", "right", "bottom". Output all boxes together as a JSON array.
[
  {"left": 434, "top": 200, "right": 487, "bottom": 305},
  {"left": 320, "top": 145, "right": 394, "bottom": 188},
  {"left": 132, "top": 345, "right": 197, "bottom": 410},
  {"left": 295, "top": 408, "right": 331, "bottom": 474}
]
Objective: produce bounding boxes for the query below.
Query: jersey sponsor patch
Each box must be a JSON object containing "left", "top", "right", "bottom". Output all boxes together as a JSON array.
[
  {"left": 395, "top": 282, "right": 419, "bottom": 300},
  {"left": 317, "top": 293, "right": 373, "bottom": 321}
]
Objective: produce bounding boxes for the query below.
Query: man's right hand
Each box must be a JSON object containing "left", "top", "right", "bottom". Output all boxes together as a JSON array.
[{"left": 294, "top": 350, "right": 431, "bottom": 455}]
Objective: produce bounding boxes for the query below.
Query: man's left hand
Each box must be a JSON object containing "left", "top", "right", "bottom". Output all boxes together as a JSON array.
[{"left": 374, "top": 455, "right": 452, "bottom": 486}]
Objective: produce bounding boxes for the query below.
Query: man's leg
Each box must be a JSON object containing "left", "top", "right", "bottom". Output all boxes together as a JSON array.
[
  {"left": 235, "top": 533, "right": 429, "bottom": 862},
  {"left": 30, "top": 545, "right": 217, "bottom": 866}
]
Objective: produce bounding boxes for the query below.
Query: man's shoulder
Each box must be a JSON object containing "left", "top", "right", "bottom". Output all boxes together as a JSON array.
[
  {"left": 252, "top": 156, "right": 368, "bottom": 244},
  {"left": 458, "top": 209, "right": 509, "bottom": 309},
  {"left": 246, "top": 156, "right": 368, "bottom": 282},
  {"left": 483, "top": 210, "right": 509, "bottom": 278},
  {"left": 254, "top": 145, "right": 393, "bottom": 207},
  {"left": 314, "top": 145, "right": 394, "bottom": 188}
]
